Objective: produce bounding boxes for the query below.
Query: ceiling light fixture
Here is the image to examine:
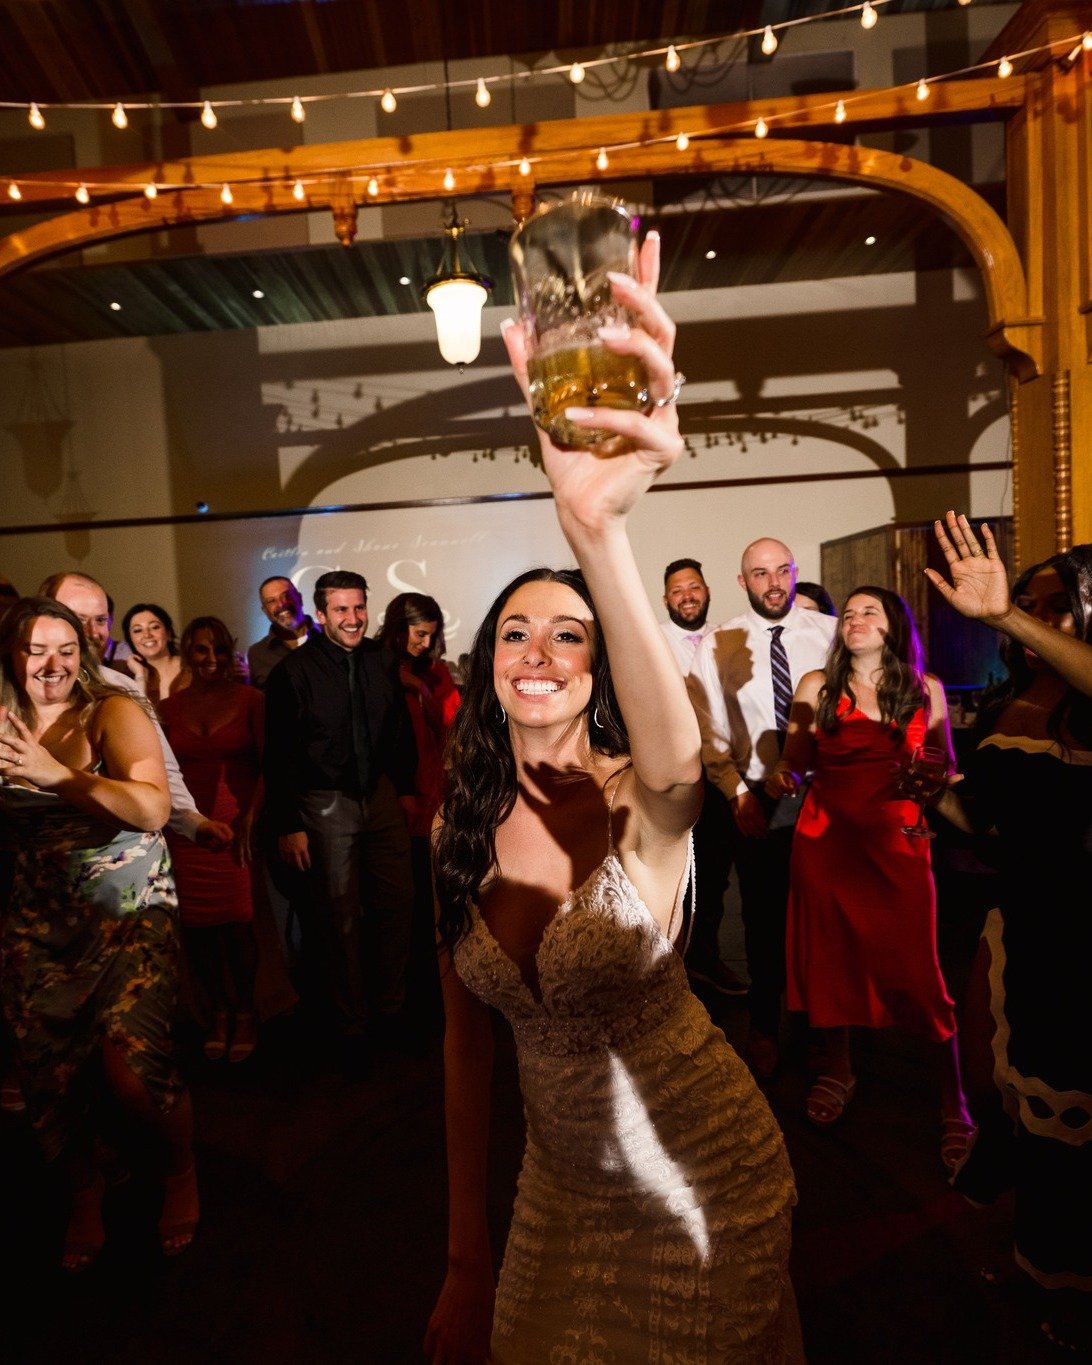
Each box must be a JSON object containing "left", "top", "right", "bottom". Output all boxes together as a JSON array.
[
  {"left": 754, "top": 117, "right": 769, "bottom": 139},
  {"left": 997, "top": 56, "right": 1013, "bottom": 78},
  {"left": 75, "top": 183, "right": 90, "bottom": 204},
  {"left": 475, "top": 78, "right": 491, "bottom": 108},
  {"left": 761, "top": 26, "right": 778, "bottom": 56},
  {"left": 442, "top": 168, "right": 455, "bottom": 192},
  {"left": 28, "top": 102, "right": 45, "bottom": 130},
  {"left": 916, "top": 78, "right": 929, "bottom": 100},
  {"left": 422, "top": 204, "right": 493, "bottom": 367},
  {"left": 569, "top": 61, "right": 585, "bottom": 84},
  {"left": 861, "top": 2, "right": 878, "bottom": 30},
  {"left": 200, "top": 101, "right": 218, "bottom": 129},
  {"left": 220, "top": 182, "right": 233, "bottom": 205},
  {"left": 109, "top": 301, "right": 121, "bottom": 311},
  {"left": 834, "top": 99, "right": 847, "bottom": 123},
  {"left": 291, "top": 96, "right": 305, "bottom": 123},
  {"left": 252, "top": 289, "right": 264, "bottom": 299},
  {"left": 7, "top": 182, "right": 21, "bottom": 200},
  {"left": 293, "top": 179, "right": 305, "bottom": 201},
  {"left": 381, "top": 89, "right": 397, "bottom": 113},
  {"left": 665, "top": 45, "right": 681, "bottom": 73},
  {"left": 112, "top": 102, "right": 128, "bottom": 129},
  {"left": 675, "top": 132, "right": 690, "bottom": 151},
  {"left": 518, "top": 157, "right": 531, "bottom": 176},
  {"left": 596, "top": 147, "right": 609, "bottom": 170},
  {"left": 144, "top": 182, "right": 158, "bottom": 199}
]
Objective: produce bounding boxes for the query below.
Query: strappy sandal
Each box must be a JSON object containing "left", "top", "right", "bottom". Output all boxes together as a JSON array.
[
  {"left": 228, "top": 1012, "right": 257, "bottom": 1063},
  {"left": 158, "top": 1164, "right": 199, "bottom": 1256},
  {"left": 940, "top": 1116, "right": 977, "bottom": 1173},
  {"left": 203, "top": 1012, "right": 229, "bottom": 1062},
  {"left": 62, "top": 1173, "right": 106, "bottom": 1273},
  {"left": 806, "top": 1075, "right": 857, "bottom": 1127}
]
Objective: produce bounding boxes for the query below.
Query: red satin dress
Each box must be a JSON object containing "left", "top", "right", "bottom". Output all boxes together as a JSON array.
[
  {"left": 162, "top": 689, "right": 262, "bottom": 927},
  {"left": 785, "top": 701, "right": 956, "bottom": 1041}
]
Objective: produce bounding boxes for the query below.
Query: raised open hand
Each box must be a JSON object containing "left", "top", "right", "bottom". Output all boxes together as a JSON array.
[{"left": 924, "top": 511, "right": 1013, "bottom": 624}]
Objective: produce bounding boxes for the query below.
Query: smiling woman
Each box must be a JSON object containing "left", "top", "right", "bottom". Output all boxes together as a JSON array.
[{"left": 0, "top": 596, "right": 197, "bottom": 1270}]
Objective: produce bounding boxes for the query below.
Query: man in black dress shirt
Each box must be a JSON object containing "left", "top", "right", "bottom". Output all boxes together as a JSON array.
[
  {"left": 247, "top": 575, "right": 321, "bottom": 690},
  {"left": 264, "top": 570, "right": 417, "bottom": 1049}
]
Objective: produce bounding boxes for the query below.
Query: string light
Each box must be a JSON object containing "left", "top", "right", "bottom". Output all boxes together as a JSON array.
[
  {"left": 761, "top": 26, "right": 779, "bottom": 56},
  {"left": 665, "top": 45, "right": 681, "bottom": 73},
  {"left": 442, "top": 167, "right": 455, "bottom": 191},
  {"left": 675, "top": 131, "right": 690, "bottom": 151},
  {"left": 1084, "top": 32, "right": 1092, "bottom": 49},
  {"left": 220, "top": 182, "right": 233, "bottom": 205},
  {"left": 754, "top": 117, "right": 769, "bottom": 139},
  {"left": 475, "top": 78, "right": 491, "bottom": 108},
  {"left": 292, "top": 179, "right": 305, "bottom": 201},
  {"left": 7, "top": 182, "right": 21, "bottom": 200},
  {"left": 861, "top": 2, "right": 878, "bottom": 31},
  {"left": 834, "top": 99, "right": 847, "bottom": 123},
  {"left": 957, "top": 0, "right": 972, "bottom": 6},
  {"left": 596, "top": 146, "right": 609, "bottom": 169},
  {"left": 111, "top": 102, "right": 128, "bottom": 129},
  {"left": 200, "top": 100, "right": 218, "bottom": 129},
  {"left": 367, "top": 176, "right": 379, "bottom": 196},
  {"left": 75, "top": 183, "right": 90, "bottom": 204},
  {"left": 997, "top": 56, "right": 1013, "bottom": 78},
  {"left": 28, "top": 102, "right": 45, "bottom": 130},
  {"left": 144, "top": 182, "right": 158, "bottom": 199},
  {"left": 569, "top": 61, "right": 585, "bottom": 84},
  {"left": 291, "top": 96, "right": 305, "bottom": 123},
  {"left": 916, "top": 78, "right": 929, "bottom": 100},
  {"left": 518, "top": 156, "right": 531, "bottom": 176}
]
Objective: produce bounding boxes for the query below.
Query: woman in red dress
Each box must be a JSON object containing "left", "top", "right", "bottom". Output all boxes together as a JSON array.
[
  {"left": 767, "top": 586, "right": 973, "bottom": 1169},
  {"left": 378, "top": 593, "right": 459, "bottom": 1021},
  {"left": 160, "top": 616, "right": 263, "bottom": 1062}
]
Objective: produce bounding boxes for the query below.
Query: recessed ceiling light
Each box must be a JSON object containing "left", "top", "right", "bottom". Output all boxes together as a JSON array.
[
  {"left": 865, "top": 235, "right": 877, "bottom": 246},
  {"left": 705, "top": 249, "right": 716, "bottom": 260},
  {"left": 399, "top": 275, "right": 411, "bottom": 285},
  {"left": 252, "top": 289, "right": 264, "bottom": 299},
  {"left": 109, "top": 301, "right": 121, "bottom": 311}
]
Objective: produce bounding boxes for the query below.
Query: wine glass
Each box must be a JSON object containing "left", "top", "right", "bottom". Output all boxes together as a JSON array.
[{"left": 897, "top": 744, "right": 949, "bottom": 839}]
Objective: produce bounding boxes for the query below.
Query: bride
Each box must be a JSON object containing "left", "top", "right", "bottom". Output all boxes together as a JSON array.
[{"left": 424, "top": 232, "right": 802, "bottom": 1364}]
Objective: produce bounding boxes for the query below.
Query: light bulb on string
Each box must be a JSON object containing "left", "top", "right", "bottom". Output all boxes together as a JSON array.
[
  {"left": 665, "top": 45, "right": 681, "bottom": 73},
  {"left": 111, "top": 102, "right": 128, "bottom": 129},
  {"left": 860, "top": 2, "right": 878, "bottom": 31},
  {"left": 220, "top": 182, "right": 233, "bottom": 205},
  {"left": 997, "top": 56, "right": 1013, "bottom": 78},
  {"left": 916, "top": 78, "right": 929, "bottom": 101},
  {"left": 1083, "top": 32, "right": 1092, "bottom": 50},
  {"left": 367, "top": 176, "right": 379, "bottom": 196},
  {"left": 442, "top": 168, "right": 455, "bottom": 192},
  {"left": 957, "top": 0, "right": 972, "bottom": 6},
  {"left": 75, "top": 183, "right": 90, "bottom": 204},
  {"left": 292, "top": 179, "right": 305, "bottom": 201},
  {"left": 834, "top": 99, "right": 847, "bottom": 123},
  {"left": 28, "top": 102, "right": 45, "bottom": 130},
  {"left": 200, "top": 101, "right": 218, "bottom": 129},
  {"left": 380, "top": 89, "right": 397, "bottom": 113},
  {"left": 569, "top": 61, "right": 585, "bottom": 84},
  {"left": 475, "top": 78, "right": 491, "bottom": 108},
  {"left": 290, "top": 96, "right": 305, "bottom": 123},
  {"left": 754, "top": 117, "right": 769, "bottom": 139},
  {"left": 596, "top": 146, "right": 609, "bottom": 170},
  {"left": 8, "top": 182, "right": 21, "bottom": 200},
  {"left": 144, "top": 182, "right": 157, "bottom": 199},
  {"left": 761, "top": 26, "right": 778, "bottom": 56},
  {"left": 518, "top": 157, "right": 531, "bottom": 176},
  {"left": 675, "top": 131, "right": 689, "bottom": 151}
]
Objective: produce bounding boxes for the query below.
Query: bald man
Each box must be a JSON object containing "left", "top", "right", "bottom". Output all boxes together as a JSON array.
[
  {"left": 689, "top": 538, "right": 837, "bottom": 1077},
  {"left": 39, "top": 572, "right": 230, "bottom": 850}
]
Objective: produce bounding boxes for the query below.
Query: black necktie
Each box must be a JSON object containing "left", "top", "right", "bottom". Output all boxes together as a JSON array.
[
  {"left": 768, "top": 625, "right": 792, "bottom": 741},
  {"left": 346, "top": 649, "right": 374, "bottom": 793}
]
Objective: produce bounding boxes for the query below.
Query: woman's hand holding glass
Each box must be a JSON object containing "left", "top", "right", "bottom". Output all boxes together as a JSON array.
[
  {"left": 896, "top": 744, "right": 950, "bottom": 839},
  {"left": 501, "top": 231, "right": 685, "bottom": 532}
]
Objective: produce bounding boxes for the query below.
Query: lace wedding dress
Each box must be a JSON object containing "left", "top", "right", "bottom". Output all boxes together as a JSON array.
[{"left": 454, "top": 809, "right": 803, "bottom": 1363}]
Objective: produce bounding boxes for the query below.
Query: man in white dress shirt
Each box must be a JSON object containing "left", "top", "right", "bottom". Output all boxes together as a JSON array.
[
  {"left": 659, "top": 559, "right": 745, "bottom": 997},
  {"left": 689, "top": 539, "right": 837, "bottom": 1075},
  {"left": 40, "top": 572, "right": 231, "bottom": 851}
]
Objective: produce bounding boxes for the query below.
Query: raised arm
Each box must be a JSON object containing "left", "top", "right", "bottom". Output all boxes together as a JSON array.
[
  {"left": 926, "top": 511, "right": 1092, "bottom": 697},
  {"left": 500, "top": 231, "right": 701, "bottom": 833}
]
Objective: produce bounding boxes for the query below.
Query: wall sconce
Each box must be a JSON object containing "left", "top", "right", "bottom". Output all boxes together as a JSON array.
[{"left": 422, "top": 203, "right": 493, "bottom": 366}]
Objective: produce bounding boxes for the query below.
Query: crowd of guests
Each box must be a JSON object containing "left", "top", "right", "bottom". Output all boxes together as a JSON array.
[{"left": 0, "top": 496, "right": 1088, "bottom": 1353}]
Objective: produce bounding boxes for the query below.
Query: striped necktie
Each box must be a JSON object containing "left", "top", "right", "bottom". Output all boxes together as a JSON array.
[{"left": 768, "top": 625, "right": 792, "bottom": 740}]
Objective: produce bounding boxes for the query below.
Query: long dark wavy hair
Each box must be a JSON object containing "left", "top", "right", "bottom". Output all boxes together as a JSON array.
[
  {"left": 378, "top": 592, "right": 446, "bottom": 674},
  {"left": 974, "top": 545, "right": 1092, "bottom": 749},
  {"left": 433, "top": 567, "right": 628, "bottom": 952},
  {"left": 815, "top": 585, "right": 928, "bottom": 740},
  {"left": 122, "top": 602, "right": 180, "bottom": 659}
]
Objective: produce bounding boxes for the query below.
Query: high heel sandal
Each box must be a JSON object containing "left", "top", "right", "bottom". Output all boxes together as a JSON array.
[
  {"left": 940, "top": 1115, "right": 977, "bottom": 1173},
  {"left": 158, "top": 1164, "right": 199, "bottom": 1256},
  {"left": 228, "top": 1012, "right": 257, "bottom": 1063},
  {"left": 203, "top": 1011, "right": 229, "bottom": 1062},
  {"left": 62, "top": 1173, "right": 106, "bottom": 1273},
  {"left": 806, "top": 1075, "right": 857, "bottom": 1127}
]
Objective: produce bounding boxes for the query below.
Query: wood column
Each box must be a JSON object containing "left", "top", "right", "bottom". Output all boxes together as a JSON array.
[{"left": 991, "top": 0, "right": 1092, "bottom": 562}]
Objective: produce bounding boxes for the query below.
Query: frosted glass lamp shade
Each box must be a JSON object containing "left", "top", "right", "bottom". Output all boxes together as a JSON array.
[{"left": 425, "top": 275, "right": 489, "bottom": 365}]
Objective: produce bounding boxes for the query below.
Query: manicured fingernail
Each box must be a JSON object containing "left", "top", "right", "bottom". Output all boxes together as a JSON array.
[
  {"left": 606, "top": 270, "right": 636, "bottom": 286},
  {"left": 597, "top": 323, "right": 631, "bottom": 340},
  {"left": 499, "top": 317, "right": 516, "bottom": 333},
  {"left": 646, "top": 229, "right": 660, "bottom": 242},
  {"left": 565, "top": 406, "right": 593, "bottom": 420}
]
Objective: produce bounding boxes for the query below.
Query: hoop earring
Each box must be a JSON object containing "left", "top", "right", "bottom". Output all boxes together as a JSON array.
[
  {"left": 592, "top": 705, "right": 602, "bottom": 729},
  {"left": 77, "top": 667, "right": 91, "bottom": 686},
  {"left": 495, "top": 702, "right": 507, "bottom": 724}
]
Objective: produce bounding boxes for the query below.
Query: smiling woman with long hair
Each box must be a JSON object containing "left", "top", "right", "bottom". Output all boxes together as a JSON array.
[
  {"left": 123, "top": 601, "right": 186, "bottom": 705},
  {"left": 424, "top": 235, "right": 801, "bottom": 1365},
  {"left": 0, "top": 596, "right": 198, "bottom": 1270}
]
